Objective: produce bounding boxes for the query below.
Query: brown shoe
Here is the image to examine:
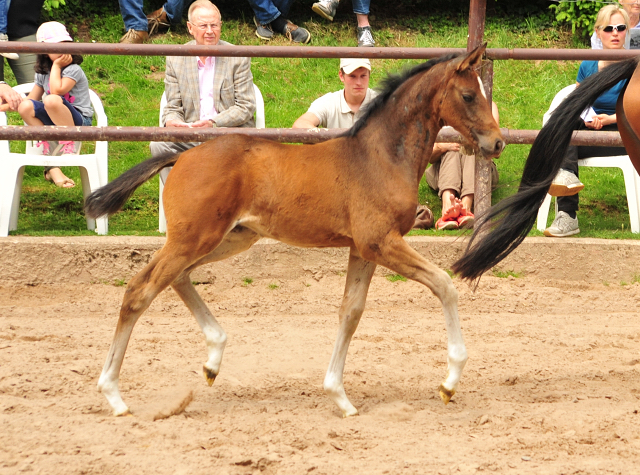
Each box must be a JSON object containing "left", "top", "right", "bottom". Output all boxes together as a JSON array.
[
  {"left": 147, "top": 7, "right": 170, "bottom": 35},
  {"left": 120, "top": 29, "right": 149, "bottom": 44}
]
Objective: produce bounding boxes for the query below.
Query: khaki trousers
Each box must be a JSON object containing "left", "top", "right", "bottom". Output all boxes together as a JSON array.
[{"left": 426, "top": 150, "right": 498, "bottom": 198}]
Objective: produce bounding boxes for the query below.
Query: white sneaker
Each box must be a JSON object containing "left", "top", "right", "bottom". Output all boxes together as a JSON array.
[
  {"left": 549, "top": 169, "right": 584, "bottom": 196},
  {"left": 544, "top": 211, "right": 580, "bottom": 237},
  {"left": 58, "top": 140, "right": 82, "bottom": 155},
  {"left": 0, "top": 33, "right": 18, "bottom": 60},
  {"left": 312, "top": 0, "right": 339, "bottom": 21}
]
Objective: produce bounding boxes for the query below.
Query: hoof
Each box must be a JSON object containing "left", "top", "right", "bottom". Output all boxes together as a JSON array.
[
  {"left": 203, "top": 366, "right": 217, "bottom": 386},
  {"left": 342, "top": 409, "right": 359, "bottom": 418},
  {"left": 438, "top": 384, "right": 455, "bottom": 405},
  {"left": 114, "top": 408, "right": 132, "bottom": 417}
]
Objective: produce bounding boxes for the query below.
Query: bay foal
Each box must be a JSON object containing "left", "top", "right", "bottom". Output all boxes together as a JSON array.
[{"left": 86, "top": 45, "right": 504, "bottom": 417}]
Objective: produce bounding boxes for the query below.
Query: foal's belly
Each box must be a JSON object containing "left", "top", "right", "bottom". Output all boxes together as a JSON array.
[{"left": 236, "top": 215, "right": 354, "bottom": 248}]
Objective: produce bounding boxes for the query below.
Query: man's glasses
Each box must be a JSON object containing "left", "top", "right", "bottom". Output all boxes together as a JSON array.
[
  {"left": 601, "top": 24, "right": 627, "bottom": 33},
  {"left": 191, "top": 22, "right": 222, "bottom": 31}
]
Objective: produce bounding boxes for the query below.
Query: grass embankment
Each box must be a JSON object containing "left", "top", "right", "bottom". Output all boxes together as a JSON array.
[{"left": 5, "top": 12, "right": 636, "bottom": 238}]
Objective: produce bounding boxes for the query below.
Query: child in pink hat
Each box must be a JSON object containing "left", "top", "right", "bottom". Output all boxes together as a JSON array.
[{"left": 17, "top": 21, "right": 93, "bottom": 188}]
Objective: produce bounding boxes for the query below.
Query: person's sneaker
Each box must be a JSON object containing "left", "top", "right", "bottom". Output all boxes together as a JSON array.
[
  {"left": 544, "top": 211, "right": 580, "bottom": 237},
  {"left": 436, "top": 217, "right": 459, "bottom": 231},
  {"left": 147, "top": 7, "right": 170, "bottom": 35},
  {"left": 35, "top": 140, "right": 63, "bottom": 156},
  {"left": 253, "top": 16, "right": 274, "bottom": 40},
  {"left": 59, "top": 140, "right": 82, "bottom": 155},
  {"left": 357, "top": 26, "right": 375, "bottom": 47},
  {"left": 120, "top": 29, "right": 149, "bottom": 44},
  {"left": 283, "top": 20, "right": 311, "bottom": 44},
  {"left": 548, "top": 169, "right": 584, "bottom": 196},
  {"left": 312, "top": 0, "right": 339, "bottom": 21},
  {"left": 0, "top": 33, "right": 18, "bottom": 59}
]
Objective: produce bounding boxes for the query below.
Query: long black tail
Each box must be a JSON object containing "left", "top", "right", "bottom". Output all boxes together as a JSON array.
[
  {"left": 85, "top": 152, "right": 180, "bottom": 219},
  {"left": 452, "top": 56, "right": 639, "bottom": 281}
]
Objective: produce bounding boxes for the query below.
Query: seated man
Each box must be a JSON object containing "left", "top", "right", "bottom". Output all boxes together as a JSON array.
[
  {"left": 293, "top": 58, "right": 433, "bottom": 229},
  {"left": 150, "top": 0, "right": 256, "bottom": 158},
  {"left": 426, "top": 102, "right": 500, "bottom": 230},
  {"left": 293, "top": 57, "right": 376, "bottom": 129}
]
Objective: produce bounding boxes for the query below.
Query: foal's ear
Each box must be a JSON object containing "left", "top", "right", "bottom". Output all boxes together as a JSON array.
[{"left": 455, "top": 43, "right": 487, "bottom": 73}]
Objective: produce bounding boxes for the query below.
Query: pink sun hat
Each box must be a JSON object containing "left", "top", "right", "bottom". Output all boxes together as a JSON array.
[{"left": 36, "top": 21, "right": 73, "bottom": 43}]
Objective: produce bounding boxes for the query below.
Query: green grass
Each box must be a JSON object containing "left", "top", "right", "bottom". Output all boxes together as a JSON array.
[
  {"left": 242, "top": 277, "right": 254, "bottom": 287},
  {"left": 6, "top": 12, "right": 638, "bottom": 239},
  {"left": 492, "top": 269, "right": 524, "bottom": 279},
  {"left": 386, "top": 274, "right": 408, "bottom": 283}
]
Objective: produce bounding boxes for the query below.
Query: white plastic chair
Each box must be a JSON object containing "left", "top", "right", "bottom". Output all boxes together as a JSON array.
[
  {"left": 536, "top": 84, "right": 640, "bottom": 233},
  {"left": 0, "top": 83, "right": 109, "bottom": 236},
  {"left": 158, "top": 83, "right": 265, "bottom": 233}
]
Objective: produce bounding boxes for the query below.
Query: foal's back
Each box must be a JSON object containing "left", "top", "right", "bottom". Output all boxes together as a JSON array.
[{"left": 162, "top": 134, "right": 417, "bottom": 247}]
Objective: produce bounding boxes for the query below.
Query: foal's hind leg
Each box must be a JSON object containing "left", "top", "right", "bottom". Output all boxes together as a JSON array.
[
  {"left": 324, "top": 249, "right": 377, "bottom": 417},
  {"left": 171, "top": 226, "right": 260, "bottom": 386},
  {"left": 98, "top": 246, "right": 197, "bottom": 416},
  {"left": 365, "top": 235, "right": 467, "bottom": 404}
]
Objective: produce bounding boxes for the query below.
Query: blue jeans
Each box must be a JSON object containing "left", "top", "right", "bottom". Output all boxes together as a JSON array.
[
  {"left": 247, "top": 0, "right": 294, "bottom": 25},
  {"left": 119, "top": 0, "right": 185, "bottom": 31},
  {"left": 0, "top": 0, "right": 10, "bottom": 34},
  {"left": 351, "top": 0, "right": 370, "bottom": 15}
]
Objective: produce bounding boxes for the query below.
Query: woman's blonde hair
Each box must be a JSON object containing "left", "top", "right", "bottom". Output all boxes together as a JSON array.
[
  {"left": 595, "top": 4, "right": 630, "bottom": 31},
  {"left": 188, "top": 0, "right": 221, "bottom": 23}
]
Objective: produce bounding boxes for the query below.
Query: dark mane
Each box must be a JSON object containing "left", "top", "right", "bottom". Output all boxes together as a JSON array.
[{"left": 346, "top": 53, "right": 461, "bottom": 137}]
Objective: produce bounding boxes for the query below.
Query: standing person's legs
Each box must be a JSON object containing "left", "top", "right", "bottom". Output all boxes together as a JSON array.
[
  {"left": 249, "top": 0, "right": 310, "bottom": 43},
  {"left": 119, "top": 0, "right": 147, "bottom": 31},
  {"left": 248, "top": 0, "right": 288, "bottom": 25},
  {"left": 119, "top": 0, "right": 149, "bottom": 43},
  {"left": 161, "top": 0, "right": 185, "bottom": 24},
  {"left": 0, "top": 0, "right": 7, "bottom": 34},
  {"left": 0, "top": 34, "right": 36, "bottom": 84},
  {"left": 352, "top": 0, "right": 374, "bottom": 46}
]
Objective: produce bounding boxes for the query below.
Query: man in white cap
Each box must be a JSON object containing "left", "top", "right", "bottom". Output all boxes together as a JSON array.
[
  {"left": 293, "top": 58, "right": 376, "bottom": 129},
  {"left": 293, "top": 58, "right": 434, "bottom": 229}
]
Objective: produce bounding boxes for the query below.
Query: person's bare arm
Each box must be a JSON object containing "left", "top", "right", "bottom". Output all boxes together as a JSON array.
[{"left": 292, "top": 112, "right": 321, "bottom": 129}]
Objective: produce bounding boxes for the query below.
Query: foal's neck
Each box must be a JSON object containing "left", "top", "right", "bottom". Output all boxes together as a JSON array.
[{"left": 359, "top": 70, "right": 445, "bottom": 181}]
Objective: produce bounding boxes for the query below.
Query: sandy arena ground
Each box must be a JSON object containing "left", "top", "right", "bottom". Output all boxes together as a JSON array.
[{"left": 1, "top": 237, "right": 640, "bottom": 474}]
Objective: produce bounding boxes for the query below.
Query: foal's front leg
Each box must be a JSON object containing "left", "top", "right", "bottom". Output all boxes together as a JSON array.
[
  {"left": 371, "top": 236, "right": 467, "bottom": 404},
  {"left": 324, "top": 250, "right": 376, "bottom": 417}
]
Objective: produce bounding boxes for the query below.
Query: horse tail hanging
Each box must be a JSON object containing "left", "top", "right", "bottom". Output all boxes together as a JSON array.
[
  {"left": 452, "top": 56, "right": 640, "bottom": 281},
  {"left": 85, "top": 152, "right": 180, "bottom": 219}
]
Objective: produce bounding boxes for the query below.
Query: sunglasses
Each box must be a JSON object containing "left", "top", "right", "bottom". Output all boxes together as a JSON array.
[{"left": 601, "top": 24, "right": 627, "bottom": 33}]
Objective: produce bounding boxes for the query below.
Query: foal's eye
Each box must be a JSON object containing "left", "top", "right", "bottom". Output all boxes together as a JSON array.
[{"left": 462, "top": 94, "right": 474, "bottom": 103}]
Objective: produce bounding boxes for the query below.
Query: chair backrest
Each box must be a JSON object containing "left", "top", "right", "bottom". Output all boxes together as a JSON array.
[
  {"left": 542, "top": 84, "right": 577, "bottom": 126},
  {"left": 158, "top": 83, "right": 265, "bottom": 129}
]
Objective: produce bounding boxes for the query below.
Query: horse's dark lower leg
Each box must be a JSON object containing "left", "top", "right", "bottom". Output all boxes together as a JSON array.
[
  {"left": 172, "top": 226, "right": 261, "bottom": 386},
  {"left": 324, "top": 249, "right": 376, "bottom": 417},
  {"left": 365, "top": 235, "right": 467, "bottom": 404},
  {"left": 97, "top": 245, "right": 205, "bottom": 416}
]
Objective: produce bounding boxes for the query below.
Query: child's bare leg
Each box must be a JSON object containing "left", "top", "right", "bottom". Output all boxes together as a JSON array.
[
  {"left": 17, "top": 99, "right": 44, "bottom": 126},
  {"left": 42, "top": 95, "right": 75, "bottom": 126}
]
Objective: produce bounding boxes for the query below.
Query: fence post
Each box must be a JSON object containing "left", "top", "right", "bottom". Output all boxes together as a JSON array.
[{"left": 467, "top": 0, "right": 493, "bottom": 227}]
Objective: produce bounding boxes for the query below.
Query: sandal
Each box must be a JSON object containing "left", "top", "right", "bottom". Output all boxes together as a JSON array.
[
  {"left": 44, "top": 170, "right": 76, "bottom": 188},
  {"left": 435, "top": 217, "right": 459, "bottom": 231}
]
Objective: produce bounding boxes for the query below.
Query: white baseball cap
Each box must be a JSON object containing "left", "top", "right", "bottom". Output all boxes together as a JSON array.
[{"left": 339, "top": 58, "right": 372, "bottom": 74}]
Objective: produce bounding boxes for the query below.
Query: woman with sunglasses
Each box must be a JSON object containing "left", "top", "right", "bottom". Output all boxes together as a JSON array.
[
  {"left": 591, "top": 0, "right": 639, "bottom": 49},
  {"left": 544, "top": 5, "right": 631, "bottom": 237}
]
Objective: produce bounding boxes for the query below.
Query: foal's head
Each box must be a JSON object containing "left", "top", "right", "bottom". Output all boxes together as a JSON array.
[{"left": 436, "top": 45, "right": 504, "bottom": 159}]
